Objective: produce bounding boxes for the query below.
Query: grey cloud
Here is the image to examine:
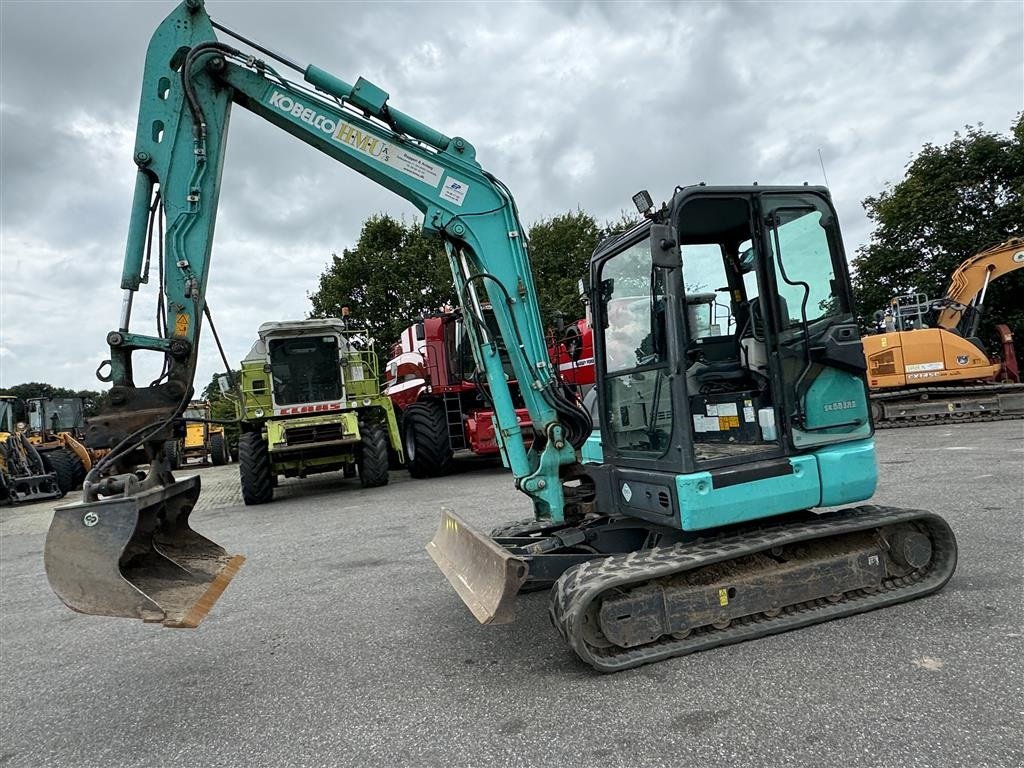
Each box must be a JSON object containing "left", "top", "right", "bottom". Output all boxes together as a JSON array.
[{"left": 2, "top": 0, "right": 1020, "bottom": 391}]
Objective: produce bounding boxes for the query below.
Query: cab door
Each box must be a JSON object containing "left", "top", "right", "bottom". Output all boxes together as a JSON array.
[{"left": 757, "top": 193, "right": 871, "bottom": 448}]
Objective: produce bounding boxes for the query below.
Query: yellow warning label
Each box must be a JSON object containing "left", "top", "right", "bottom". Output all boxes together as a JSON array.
[
  {"left": 174, "top": 313, "right": 189, "bottom": 337},
  {"left": 880, "top": 337, "right": 888, "bottom": 348},
  {"left": 718, "top": 588, "right": 729, "bottom": 606},
  {"left": 721, "top": 416, "right": 740, "bottom": 429}
]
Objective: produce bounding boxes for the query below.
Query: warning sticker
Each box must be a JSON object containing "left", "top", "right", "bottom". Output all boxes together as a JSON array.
[
  {"left": 717, "top": 403, "right": 738, "bottom": 418},
  {"left": 706, "top": 405, "right": 719, "bottom": 417},
  {"left": 720, "top": 416, "right": 740, "bottom": 429},
  {"left": 440, "top": 176, "right": 469, "bottom": 206},
  {"left": 693, "top": 415, "right": 720, "bottom": 432},
  {"left": 743, "top": 406, "right": 755, "bottom": 423}
]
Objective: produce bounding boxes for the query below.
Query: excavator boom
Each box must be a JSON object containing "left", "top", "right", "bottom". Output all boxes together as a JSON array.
[{"left": 46, "top": 0, "right": 586, "bottom": 627}]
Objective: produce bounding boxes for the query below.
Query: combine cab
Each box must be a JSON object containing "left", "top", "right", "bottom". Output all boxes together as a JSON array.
[{"left": 234, "top": 318, "right": 402, "bottom": 503}]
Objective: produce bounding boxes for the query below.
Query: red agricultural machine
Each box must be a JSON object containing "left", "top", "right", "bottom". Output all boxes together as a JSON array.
[{"left": 385, "top": 310, "right": 594, "bottom": 477}]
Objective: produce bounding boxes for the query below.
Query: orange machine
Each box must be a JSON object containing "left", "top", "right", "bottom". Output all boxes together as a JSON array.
[{"left": 863, "top": 237, "right": 1024, "bottom": 426}]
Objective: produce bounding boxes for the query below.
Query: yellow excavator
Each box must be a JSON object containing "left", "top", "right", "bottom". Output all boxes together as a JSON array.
[{"left": 863, "top": 236, "right": 1024, "bottom": 426}]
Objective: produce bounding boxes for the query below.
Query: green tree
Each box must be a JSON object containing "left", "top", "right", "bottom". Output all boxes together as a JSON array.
[
  {"left": 527, "top": 210, "right": 602, "bottom": 329},
  {"left": 309, "top": 215, "right": 455, "bottom": 360},
  {"left": 525, "top": 209, "right": 642, "bottom": 331},
  {"left": 852, "top": 115, "right": 1024, "bottom": 348},
  {"left": 0, "top": 383, "right": 107, "bottom": 423},
  {"left": 199, "top": 370, "right": 241, "bottom": 452}
]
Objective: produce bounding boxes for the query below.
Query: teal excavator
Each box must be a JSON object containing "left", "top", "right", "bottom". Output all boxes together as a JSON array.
[{"left": 45, "top": 0, "right": 957, "bottom": 671}]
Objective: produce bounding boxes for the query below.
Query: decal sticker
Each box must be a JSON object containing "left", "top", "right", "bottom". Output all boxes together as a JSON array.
[
  {"left": 274, "top": 402, "right": 343, "bottom": 416},
  {"left": 743, "top": 406, "right": 755, "bottom": 423},
  {"left": 718, "top": 588, "right": 729, "bottom": 607},
  {"left": 267, "top": 90, "right": 443, "bottom": 187},
  {"left": 440, "top": 176, "right": 469, "bottom": 206},
  {"left": 717, "top": 403, "right": 739, "bottom": 418},
  {"left": 824, "top": 400, "right": 857, "bottom": 412},
  {"left": 621, "top": 482, "right": 632, "bottom": 502},
  {"left": 905, "top": 361, "right": 944, "bottom": 373},
  {"left": 174, "top": 312, "right": 189, "bottom": 337}
]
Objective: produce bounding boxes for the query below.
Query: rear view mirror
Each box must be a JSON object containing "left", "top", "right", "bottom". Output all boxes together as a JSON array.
[{"left": 649, "top": 224, "right": 680, "bottom": 269}]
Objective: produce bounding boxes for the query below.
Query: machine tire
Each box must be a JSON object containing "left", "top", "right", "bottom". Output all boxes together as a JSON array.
[
  {"left": 163, "top": 440, "right": 181, "bottom": 470},
  {"left": 402, "top": 400, "right": 453, "bottom": 479},
  {"left": 210, "top": 433, "right": 228, "bottom": 466},
  {"left": 358, "top": 422, "right": 390, "bottom": 488},
  {"left": 41, "top": 448, "right": 84, "bottom": 495},
  {"left": 238, "top": 432, "right": 274, "bottom": 505}
]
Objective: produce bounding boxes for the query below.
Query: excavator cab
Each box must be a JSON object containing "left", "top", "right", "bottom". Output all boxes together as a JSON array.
[{"left": 591, "top": 187, "right": 871, "bottom": 496}]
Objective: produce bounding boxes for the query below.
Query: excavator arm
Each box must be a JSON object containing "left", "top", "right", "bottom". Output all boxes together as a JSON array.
[
  {"left": 932, "top": 237, "right": 1024, "bottom": 333},
  {"left": 45, "top": 0, "right": 587, "bottom": 627}
]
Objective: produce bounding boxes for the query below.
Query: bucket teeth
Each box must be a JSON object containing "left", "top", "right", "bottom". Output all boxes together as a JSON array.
[
  {"left": 426, "top": 510, "right": 529, "bottom": 625},
  {"left": 44, "top": 475, "right": 244, "bottom": 627}
]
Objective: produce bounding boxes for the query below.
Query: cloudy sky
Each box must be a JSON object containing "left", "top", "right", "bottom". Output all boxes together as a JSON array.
[{"left": 1, "top": 0, "right": 1021, "bottom": 392}]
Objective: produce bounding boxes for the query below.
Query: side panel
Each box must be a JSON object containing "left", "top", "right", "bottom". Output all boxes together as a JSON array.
[
  {"left": 582, "top": 431, "right": 604, "bottom": 464},
  {"left": 675, "top": 456, "right": 821, "bottom": 531},
  {"left": 816, "top": 439, "right": 877, "bottom": 506}
]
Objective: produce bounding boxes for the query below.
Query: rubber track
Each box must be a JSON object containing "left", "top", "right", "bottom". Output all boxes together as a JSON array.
[
  {"left": 358, "top": 422, "right": 390, "bottom": 488},
  {"left": 548, "top": 505, "right": 957, "bottom": 672},
  {"left": 404, "top": 400, "right": 453, "bottom": 478},
  {"left": 873, "top": 382, "right": 1024, "bottom": 429}
]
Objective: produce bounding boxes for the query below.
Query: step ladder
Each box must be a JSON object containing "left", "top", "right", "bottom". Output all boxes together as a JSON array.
[{"left": 443, "top": 394, "right": 467, "bottom": 450}]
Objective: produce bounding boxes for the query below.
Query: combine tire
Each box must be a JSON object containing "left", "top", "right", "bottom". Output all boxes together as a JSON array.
[
  {"left": 211, "top": 433, "right": 228, "bottom": 466},
  {"left": 358, "top": 422, "right": 390, "bottom": 488},
  {"left": 238, "top": 432, "right": 273, "bottom": 505},
  {"left": 41, "top": 448, "right": 84, "bottom": 495},
  {"left": 402, "top": 400, "right": 453, "bottom": 479}
]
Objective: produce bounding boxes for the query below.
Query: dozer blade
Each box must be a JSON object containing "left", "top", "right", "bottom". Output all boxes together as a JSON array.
[
  {"left": 426, "top": 510, "right": 529, "bottom": 625},
  {"left": 44, "top": 475, "right": 244, "bottom": 628}
]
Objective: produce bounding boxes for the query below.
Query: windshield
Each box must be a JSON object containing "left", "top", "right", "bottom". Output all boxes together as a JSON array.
[
  {"left": 0, "top": 401, "right": 12, "bottom": 432},
  {"left": 768, "top": 206, "right": 842, "bottom": 326},
  {"left": 183, "top": 407, "right": 206, "bottom": 420},
  {"left": 269, "top": 336, "right": 342, "bottom": 405}
]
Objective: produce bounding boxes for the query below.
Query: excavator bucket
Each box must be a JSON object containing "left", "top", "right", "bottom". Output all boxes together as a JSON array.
[
  {"left": 44, "top": 475, "right": 244, "bottom": 627},
  {"left": 426, "top": 510, "right": 529, "bottom": 624}
]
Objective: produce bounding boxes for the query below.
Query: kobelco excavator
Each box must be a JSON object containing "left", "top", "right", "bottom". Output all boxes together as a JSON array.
[{"left": 45, "top": 0, "right": 957, "bottom": 671}]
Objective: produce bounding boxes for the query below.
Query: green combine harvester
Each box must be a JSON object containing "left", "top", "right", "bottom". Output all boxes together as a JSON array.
[{"left": 234, "top": 318, "right": 402, "bottom": 504}]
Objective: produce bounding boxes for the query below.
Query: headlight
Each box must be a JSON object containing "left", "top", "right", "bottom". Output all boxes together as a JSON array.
[{"left": 253, "top": 408, "right": 265, "bottom": 418}]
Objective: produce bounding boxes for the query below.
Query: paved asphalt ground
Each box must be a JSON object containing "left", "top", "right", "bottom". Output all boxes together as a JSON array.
[{"left": 1, "top": 422, "right": 1022, "bottom": 768}]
